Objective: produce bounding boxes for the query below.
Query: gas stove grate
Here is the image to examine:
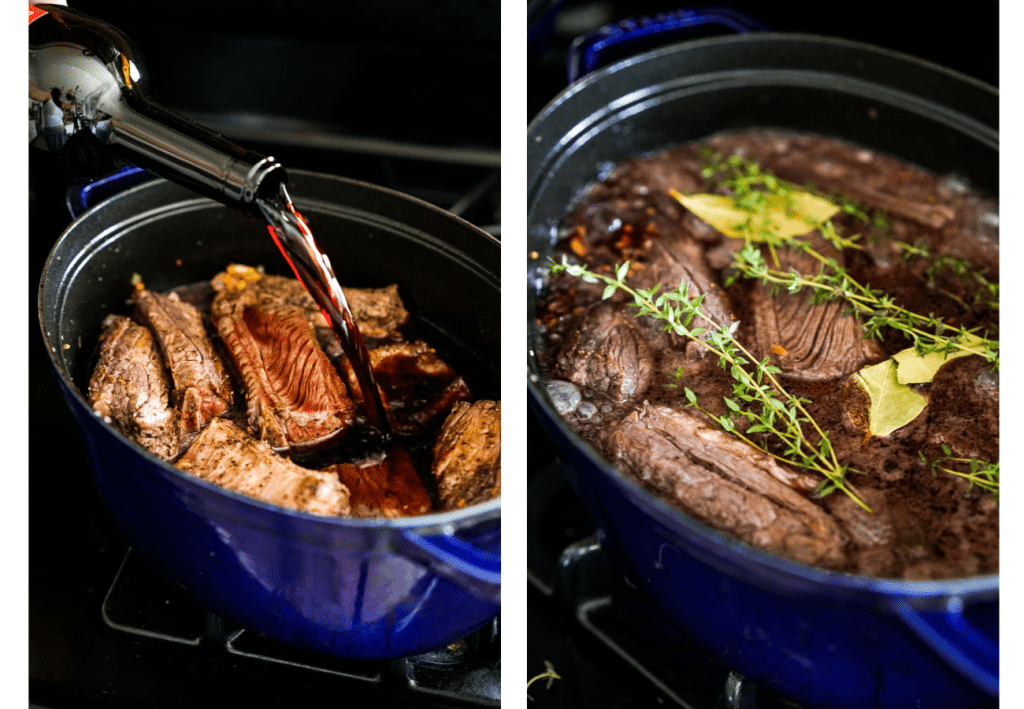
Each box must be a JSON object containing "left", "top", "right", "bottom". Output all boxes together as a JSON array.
[
  {"left": 102, "top": 549, "right": 500, "bottom": 706},
  {"left": 527, "top": 451, "right": 801, "bottom": 709}
]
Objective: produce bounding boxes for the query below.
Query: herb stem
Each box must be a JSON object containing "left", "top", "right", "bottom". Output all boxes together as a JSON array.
[
  {"left": 732, "top": 244, "right": 998, "bottom": 364},
  {"left": 553, "top": 256, "right": 869, "bottom": 510},
  {"left": 527, "top": 662, "right": 561, "bottom": 700},
  {"left": 694, "top": 150, "right": 999, "bottom": 368}
]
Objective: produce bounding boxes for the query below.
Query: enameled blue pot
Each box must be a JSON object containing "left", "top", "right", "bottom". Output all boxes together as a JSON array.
[
  {"left": 40, "top": 171, "right": 500, "bottom": 660},
  {"left": 530, "top": 399, "right": 997, "bottom": 708},
  {"left": 527, "top": 34, "right": 997, "bottom": 708}
]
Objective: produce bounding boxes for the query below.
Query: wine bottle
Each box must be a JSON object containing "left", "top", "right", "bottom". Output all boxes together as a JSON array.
[{"left": 29, "top": 3, "right": 285, "bottom": 218}]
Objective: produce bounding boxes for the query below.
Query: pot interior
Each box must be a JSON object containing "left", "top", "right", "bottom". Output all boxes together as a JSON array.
[
  {"left": 529, "top": 33, "right": 996, "bottom": 384},
  {"left": 528, "top": 35, "right": 997, "bottom": 260},
  {"left": 43, "top": 170, "right": 500, "bottom": 408},
  {"left": 526, "top": 34, "right": 998, "bottom": 586}
]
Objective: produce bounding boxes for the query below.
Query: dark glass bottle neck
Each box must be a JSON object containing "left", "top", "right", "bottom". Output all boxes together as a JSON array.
[{"left": 30, "top": 4, "right": 286, "bottom": 218}]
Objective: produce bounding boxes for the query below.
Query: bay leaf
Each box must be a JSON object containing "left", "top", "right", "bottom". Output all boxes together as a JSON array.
[
  {"left": 854, "top": 359, "right": 928, "bottom": 437},
  {"left": 671, "top": 190, "right": 840, "bottom": 241},
  {"left": 892, "top": 334, "right": 987, "bottom": 385}
]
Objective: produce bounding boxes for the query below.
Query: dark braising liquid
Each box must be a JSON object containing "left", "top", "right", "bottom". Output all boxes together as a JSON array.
[{"left": 256, "top": 182, "right": 391, "bottom": 439}]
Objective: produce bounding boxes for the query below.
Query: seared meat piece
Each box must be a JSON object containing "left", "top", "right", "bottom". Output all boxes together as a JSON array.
[
  {"left": 133, "top": 289, "right": 232, "bottom": 446},
  {"left": 556, "top": 302, "right": 652, "bottom": 404},
  {"left": 212, "top": 265, "right": 408, "bottom": 355},
  {"left": 633, "top": 233, "right": 738, "bottom": 343},
  {"left": 176, "top": 418, "right": 350, "bottom": 516},
  {"left": 823, "top": 489, "right": 895, "bottom": 577},
  {"left": 311, "top": 282, "right": 410, "bottom": 357},
  {"left": 322, "top": 447, "right": 432, "bottom": 518},
  {"left": 88, "top": 315, "right": 178, "bottom": 459},
  {"left": 752, "top": 236, "right": 884, "bottom": 381},
  {"left": 335, "top": 283, "right": 410, "bottom": 340},
  {"left": 601, "top": 403, "right": 847, "bottom": 568},
  {"left": 342, "top": 340, "right": 472, "bottom": 436},
  {"left": 211, "top": 269, "right": 356, "bottom": 452},
  {"left": 432, "top": 400, "right": 501, "bottom": 510}
]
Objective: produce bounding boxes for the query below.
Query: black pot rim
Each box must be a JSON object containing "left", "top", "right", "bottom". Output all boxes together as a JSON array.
[
  {"left": 528, "top": 32, "right": 998, "bottom": 137},
  {"left": 39, "top": 170, "right": 500, "bottom": 534}
]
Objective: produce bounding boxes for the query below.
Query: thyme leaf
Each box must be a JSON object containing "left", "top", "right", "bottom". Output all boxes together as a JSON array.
[
  {"left": 682, "top": 152, "right": 1000, "bottom": 370},
  {"left": 551, "top": 256, "right": 869, "bottom": 511}
]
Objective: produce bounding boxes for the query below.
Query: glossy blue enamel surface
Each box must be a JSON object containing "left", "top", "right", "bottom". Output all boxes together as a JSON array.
[
  {"left": 530, "top": 391, "right": 997, "bottom": 708},
  {"left": 68, "top": 390, "right": 498, "bottom": 658}
]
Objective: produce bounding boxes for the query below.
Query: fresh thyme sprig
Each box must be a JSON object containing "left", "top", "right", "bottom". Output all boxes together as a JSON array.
[
  {"left": 729, "top": 244, "right": 999, "bottom": 366},
  {"left": 895, "top": 240, "right": 999, "bottom": 312},
  {"left": 551, "top": 255, "right": 869, "bottom": 510},
  {"left": 700, "top": 146, "right": 891, "bottom": 232},
  {"left": 926, "top": 256, "right": 1000, "bottom": 311},
  {"left": 919, "top": 447, "right": 999, "bottom": 503},
  {"left": 692, "top": 150, "right": 999, "bottom": 368},
  {"left": 527, "top": 661, "right": 561, "bottom": 700}
]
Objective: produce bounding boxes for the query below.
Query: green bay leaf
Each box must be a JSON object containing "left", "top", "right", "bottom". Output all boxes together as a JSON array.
[
  {"left": 892, "top": 334, "right": 987, "bottom": 385},
  {"left": 670, "top": 189, "right": 840, "bottom": 241},
  {"left": 854, "top": 359, "right": 928, "bottom": 437}
]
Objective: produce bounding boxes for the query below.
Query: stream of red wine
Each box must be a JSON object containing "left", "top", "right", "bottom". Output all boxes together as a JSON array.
[{"left": 257, "top": 182, "right": 391, "bottom": 438}]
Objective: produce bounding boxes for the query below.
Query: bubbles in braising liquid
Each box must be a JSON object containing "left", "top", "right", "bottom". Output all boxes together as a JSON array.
[
  {"left": 596, "top": 161, "right": 616, "bottom": 181},
  {"left": 813, "top": 160, "right": 847, "bottom": 179},
  {"left": 976, "top": 368, "right": 998, "bottom": 389},
  {"left": 960, "top": 198, "right": 999, "bottom": 252},
  {"left": 547, "top": 380, "right": 581, "bottom": 415},
  {"left": 936, "top": 172, "right": 971, "bottom": 200}
]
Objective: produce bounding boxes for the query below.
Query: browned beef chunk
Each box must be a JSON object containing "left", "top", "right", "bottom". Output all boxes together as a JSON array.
[
  {"left": 432, "top": 400, "right": 501, "bottom": 510},
  {"left": 211, "top": 269, "right": 356, "bottom": 452},
  {"left": 600, "top": 402, "right": 847, "bottom": 568},
  {"left": 334, "top": 283, "right": 409, "bottom": 340},
  {"left": 342, "top": 340, "right": 472, "bottom": 436},
  {"left": 133, "top": 289, "right": 232, "bottom": 446},
  {"left": 823, "top": 488, "right": 896, "bottom": 577},
  {"left": 176, "top": 418, "right": 350, "bottom": 515},
  {"left": 555, "top": 302, "right": 652, "bottom": 404},
  {"left": 570, "top": 151, "right": 706, "bottom": 247},
  {"left": 322, "top": 446, "right": 432, "bottom": 518},
  {"left": 752, "top": 236, "right": 884, "bottom": 381},
  {"left": 742, "top": 135, "right": 956, "bottom": 230},
  {"left": 632, "top": 233, "right": 738, "bottom": 344},
  {"left": 211, "top": 265, "right": 408, "bottom": 355},
  {"left": 88, "top": 315, "right": 178, "bottom": 459}
]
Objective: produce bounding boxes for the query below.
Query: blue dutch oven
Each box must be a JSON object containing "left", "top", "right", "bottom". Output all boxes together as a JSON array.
[
  {"left": 40, "top": 169, "right": 500, "bottom": 660},
  {"left": 527, "top": 23, "right": 997, "bottom": 709}
]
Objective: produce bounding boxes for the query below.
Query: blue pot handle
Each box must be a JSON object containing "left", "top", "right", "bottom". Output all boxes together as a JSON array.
[
  {"left": 398, "top": 528, "right": 501, "bottom": 605},
  {"left": 891, "top": 598, "right": 998, "bottom": 696},
  {"left": 66, "top": 165, "right": 154, "bottom": 220},
  {"left": 567, "top": 5, "right": 772, "bottom": 83}
]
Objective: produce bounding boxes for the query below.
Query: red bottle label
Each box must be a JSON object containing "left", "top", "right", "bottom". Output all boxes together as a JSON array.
[{"left": 29, "top": 5, "right": 48, "bottom": 24}]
